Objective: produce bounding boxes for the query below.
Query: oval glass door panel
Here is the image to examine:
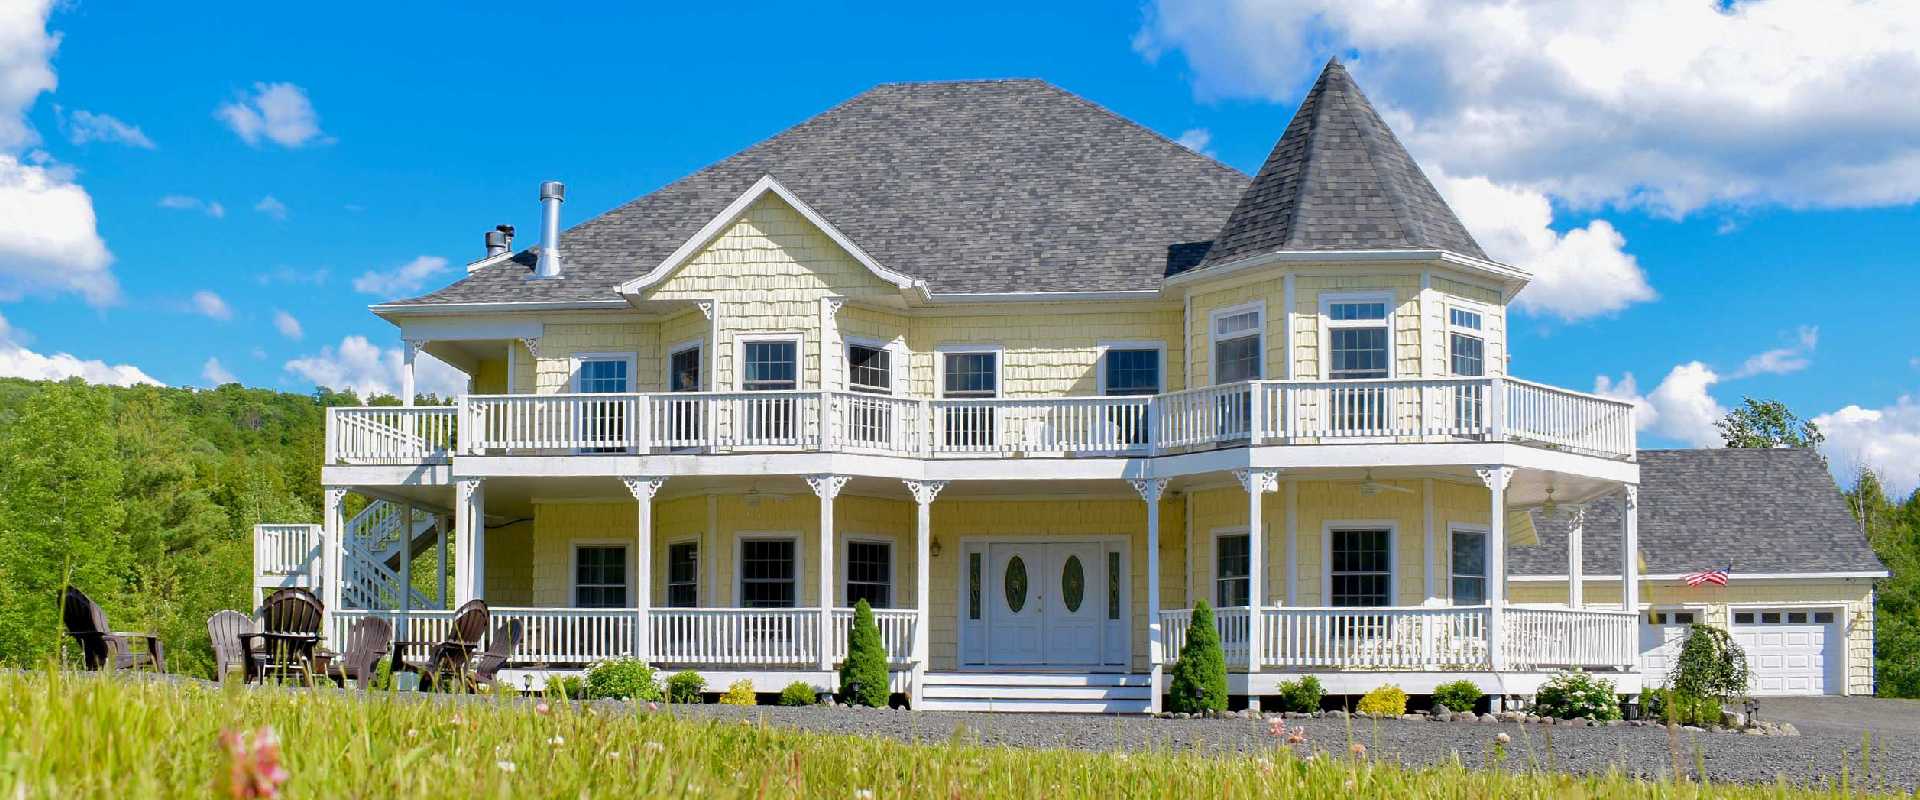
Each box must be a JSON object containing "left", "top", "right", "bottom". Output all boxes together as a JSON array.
[
  {"left": 1004, "top": 556, "right": 1028, "bottom": 613},
  {"left": 1061, "top": 555, "right": 1086, "bottom": 612}
]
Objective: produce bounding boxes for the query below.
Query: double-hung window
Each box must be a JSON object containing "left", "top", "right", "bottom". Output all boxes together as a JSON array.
[
  {"left": 1101, "top": 345, "right": 1160, "bottom": 445},
  {"left": 1215, "top": 532, "right": 1251, "bottom": 607},
  {"left": 1211, "top": 306, "right": 1263, "bottom": 437},
  {"left": 1447, "top": 307, "right": 1487, "bottom": 428},
  {"left": 665, "top": 343, "right": 705, "bottom": 446},
  {"left": 740, "top": 338, "right": 799, "bottom": 442},
  {"left": 666, "top": 540, "right": 699, "bottom": 608},
  {"left": 1449, "top": 528, "right": 1487, "bottom": 605},
  {"left": 574, "top": 545, "right": 629, "bottom": 609},
  {"left": 739, "top": 538, "right": 798, "bottom": 608},
  {"left": 940, "top": 349, "right": 999, "bottom": 448},
  {"left": 1328, "top": 528, "right": 1392, "bottom": 607},
  {"left": 845, "top": 343, "right": 895, "bottom": 447},
  {"left": 574, "top": 355, "right": 633, "bottom": 452},
  {"left": 1323, "top": 296, "right": 1391, "bottom": 433},
  {"left": 845, "top": 540, "right": 892, "bottom": 608}
]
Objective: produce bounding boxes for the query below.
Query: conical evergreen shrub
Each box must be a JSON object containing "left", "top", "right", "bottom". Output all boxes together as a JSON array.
[
  {"left": 839, "top": 599, "right": 890, "bottom": 707},
  {"left": 1166, "top": 600, "right": 1229, "bottom": 713}
]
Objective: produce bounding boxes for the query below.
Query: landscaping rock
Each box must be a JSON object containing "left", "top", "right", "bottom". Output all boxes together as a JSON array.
[{"left": 1477, "top": 713, "right": 1498, "bottom": 724}]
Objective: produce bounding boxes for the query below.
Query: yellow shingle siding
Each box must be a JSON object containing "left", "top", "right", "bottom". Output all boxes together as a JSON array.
[
  {"left": 1511, "top": 578, "right": 1878, "bottom": 695},
  {"left": 471, "top": 358, "right": 508, "bottom": 395},
  {"left": 531, "top": 322, "right": 662, "bottom": 393},
  {"left": 1425, "top": 278, "right": 1508, "bottom": 379},
  {"left": 1294, "top": 273, "right": 1423, "bottom": 379},
  {"left": 907, "top": 307, "right": 1185, "bottom": 397},
  {"left": 659, "top": 310, "right": 709, "bottom": 389},
  {"left": 1186, "top": 281, "right": 1286, "bottom": 386},
  {"left": 483, "top": 520, "right": 533, "bottom": 605}
]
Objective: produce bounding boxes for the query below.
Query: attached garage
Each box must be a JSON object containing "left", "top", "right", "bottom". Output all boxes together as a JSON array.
[
  {"left": 1731, "top": 607, "right": 1841, "bottom": 696},
  {"left": 1638, "top": 609, "right": 1699, "bottom": 682}
]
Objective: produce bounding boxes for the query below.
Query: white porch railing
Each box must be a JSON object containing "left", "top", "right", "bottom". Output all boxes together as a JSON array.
[
  {"left": 829, "top": 608, "right": 919, "bottom": 664},
  {"left": 650, "top": 608, "right": 821, "bottom": 665},
  {"left": 1157, "top": 605, "right": 1635, "bottom": 672},
  {"left": 333, "top": 377, "right": 1636, "bottom": 464},
  {"left": 254, "top": 524, "right": 321, "bottom": 581}
]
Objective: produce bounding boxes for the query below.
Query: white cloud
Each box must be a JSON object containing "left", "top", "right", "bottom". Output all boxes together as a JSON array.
[
  {"left": 256, "top": 265, "right": 327, "bottom": 286},
  {"left": 1593, "top": 362, "right": 1725, "bottom": 448},
  {"left": 190, "top": 289, "right": 231, "bottom": 321},
  {"left": 1433, "top": 169, "right": 1653, "bottom": 321},
  {"left": 0, "top": 0, "right": 57, "bottom": 152},
  {"left": 157, "top": 194, "right": 225, "bottom": 218},
  {"left": 1815, "top": 397, "right": 1920, "bottom": 495},
  {"left": 1134, "top": 0, "right": 1920, "bottom": 216},
  {"left": 216, "top": 82, "right": 327, "bottom": 148},
  {"left": 352, "top": 255, "right": 449, "bottom": 297},
  {"left": 284, "top": 335, "right": 467, "bottom": 399},
  {"left": 272, "top": 309, "right": 302, "bottom": 340},
  {"left": 0, "top": 312, "right": 160, "bottom": 386},
  {"left": 60, "top": 108, "right": 154, "bottom": 149},
  {"left": 1174, "top": 127, "right": 1214, "bottom": 157},
  {"left": 0, "top": 154, "right": 116, "bottom": 305},
  {"left": 1730, "top": 325, "right": 1819, "bottom": 379},
  {"left": 254, "top": 194, "right": 287, "bottom": 220},
  {"left": 201, "top": 357, "right": 237, "bottom": 385}
]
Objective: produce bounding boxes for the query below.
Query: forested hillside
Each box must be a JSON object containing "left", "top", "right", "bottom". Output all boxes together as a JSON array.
[{"left": 1846, "top": 470, "right": 1920, "bottom": 697}]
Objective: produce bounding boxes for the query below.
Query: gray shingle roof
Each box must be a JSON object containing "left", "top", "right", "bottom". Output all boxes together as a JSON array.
[
  {"left": 1512, "top": 449, "right": 1885, "bottom": 577},
  {"left": 1191, "top": 59, "right": 1487, "bottom": 271},
  {"left": 389, "top": 80, "right": 1252, "bottom": 305}
]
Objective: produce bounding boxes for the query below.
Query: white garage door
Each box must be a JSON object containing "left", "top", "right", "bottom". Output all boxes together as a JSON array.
[
  {"left": 1731, "top": 609, "right": 1838, "bottom": 696},
  {"left": 1639, "top": 609, "right": 1697, "bottom": 684}
]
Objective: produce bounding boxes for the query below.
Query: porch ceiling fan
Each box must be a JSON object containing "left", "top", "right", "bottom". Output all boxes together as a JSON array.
[{"left": 1355, "top": 470, "right": 1414, "bottom": 497}]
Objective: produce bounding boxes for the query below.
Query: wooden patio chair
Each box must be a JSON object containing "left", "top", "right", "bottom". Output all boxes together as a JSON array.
[
  {"left": 392, "top": 599, "right": 489, "bottom": 691},
  {"left": 207, "top": 610, "right": 259, "bottom": 683},
  {"left": 325, "top": 615, "right": 393, "bottom": 690},
  {"left": 468, "top": 620, "right": 524, "bottom": 692},
  {"left": 247, "top": 587, "right": 324, "bottom": 683},
  {"left": 62, "top": 586, "right": 166, "bottom": 673}
]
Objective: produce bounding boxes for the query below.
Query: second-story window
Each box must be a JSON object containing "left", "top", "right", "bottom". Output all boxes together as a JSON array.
[
  {"left": 741, "top": 338, "right": 799, "bottom": 442},
  {"left": 847, "top": 344, "right": 892, "bottom": 394},
  {"left": 669, "top": 344, "right": 702, "bottom": 392},
  {"left": 941, "top": 350, "right": 999, "bottom": 448},
  {"left": 1211, "top": 307, "right": 1263, "bottom": 384},
  {"left": 575, "top": 355, "right": 633, "bottom": 452},
  {"left": 665, "top": 344, "right": 704, "bottom": 446},
  {"left": 846, "top": 343, "right": 895, "bottom": 447},
  {"left": 1102, "top": 346, "right": 1160, "bottom": 446},
  {"left": 1324, "top": 296, "right": 1391, "bottom": 433},
  {"left": 1448, "top": 307, "right": 1486, "bottom": 427}
]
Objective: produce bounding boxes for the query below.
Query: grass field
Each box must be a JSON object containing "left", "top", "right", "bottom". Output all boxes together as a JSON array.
[{"left": 0, "top": 670, "right": 1908, "bottom": 799}]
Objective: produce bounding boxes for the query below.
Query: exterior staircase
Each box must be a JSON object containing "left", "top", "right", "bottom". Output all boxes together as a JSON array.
[
  {"left": 917, "top": 672, "right": 1153, "bottom": 714},
  {"left": 252, "top": 498, "right": 444, "bottom": 612}
]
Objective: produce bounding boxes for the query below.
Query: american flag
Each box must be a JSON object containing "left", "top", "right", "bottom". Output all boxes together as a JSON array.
[{"left": 1683, "top": 564, "right": 1731, "bottom": 587}]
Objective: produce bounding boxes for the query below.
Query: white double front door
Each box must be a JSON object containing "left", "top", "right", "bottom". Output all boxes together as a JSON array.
[{"left": 961, "top": 539, "right": 1127, "bottom": 668}]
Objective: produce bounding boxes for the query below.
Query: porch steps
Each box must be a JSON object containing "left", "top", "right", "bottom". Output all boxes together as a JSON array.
[{"left": 917, "top": 672, "right": 1152, "bottom": 714}]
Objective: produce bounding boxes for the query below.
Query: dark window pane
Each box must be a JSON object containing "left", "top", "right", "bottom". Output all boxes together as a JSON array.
[
  {"left": 1329, "top": 301, "right": 1388, "bottom": 321},
  {"left": 968, "top": 552, "right": 982, "bottom": 620},
  {"left": 578, "top": 359, "right": 629, "bottom": 393},
  {"left": 575, "top": 546, "right": 628, "bottom": 608},
  {"left": 1330, "top": 529, "right": 1391, "bottom": 606},
  {"left": 1103, "top": 349, "right": 1160, "bottom": 395},
  {"left": 1450, "top": 333, "right": 1484, "bottom": 377},
  {"left": 1216, "top": 534, "right": 1250, "bottom": 607},
  {"left": 1674, "top": 612, "right": 1697, "bottom": 624},
  {"left": 1449, "top": 308, "right": 1482, "bottom": 329},
  {"left": 943, "top": 352, "right": 997, "bottom": 396},
  {"left": 667, "top": 542, "right": 698, "bottom": 608},
  {"left": 846, "top": 540, "right": 892, "bottom": 608},
  {"left": 1214, "top": 336, "right": 1260, "bottom": 383},
  {"left": 1814, "top": 612, "right": 1834, "bottom": 623},
  {"left": 1329, "top": 328, "right": 1389, "bottom": 380},
  {"left": 1735, "top": 612, "right": 1755, "bottom": 624},
  {"left": 848, "top": 345, "right": 892, "bottom": 394},
  {"left": 1107, "top": 552, "right": 1121, "bottom": 620},
  {"left": 742, "top": 341, "right": 797, "bottom": 391},
  {"left": 670, "top": 347, "right": 701, "bottom": 392},
  {"left": 741, "top": 539, "right": 797, "bottom": 608}
]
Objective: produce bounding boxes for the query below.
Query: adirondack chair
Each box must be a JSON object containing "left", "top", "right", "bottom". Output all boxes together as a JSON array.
[
  {"left": 248, "top": 587, "right": 324, "bottom": 683},
  {"left": 391, "top": 599, "right": 489, "bottom": 691},
  {"left": 206, "top": 610, "right": 259, "bottom": 683},
  {"left": 468, "top": 620, "right": 524, "bottom": 692},
  {"left": 62, "top": 586, "right": 166, "bottom": 673},
  {"left": 325, "top": 615, "right": 392, "bottom": 690}
]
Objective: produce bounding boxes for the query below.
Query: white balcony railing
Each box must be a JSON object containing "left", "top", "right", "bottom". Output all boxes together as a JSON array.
[
  {"left": 1157, "top": 605, "right": 1636, "bottom": 673},
  {"left": 829, "top": 608, "right": 919, "bottom": 664},
  {"left": 254, "top": 524, "right": 322, "bottom": 580},
  {"left": 326, "top": 377, "right": 1635, "bottom": 465}
]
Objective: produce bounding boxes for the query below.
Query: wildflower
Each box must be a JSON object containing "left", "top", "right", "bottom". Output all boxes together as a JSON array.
[
  {"left": 1267, "top": 717, "right": 1286, "bottom": 737},
  {"left": 855, "top": 790, "right": 875, "bottom": 800},
  {"left": 1494, "top": 732, "right": 1511, "bottom": 745},
  {"left": 406, "top": 728, "right": 419, "bottom": 739},
  {"left": 496, "top": 760, "right": 517, "bottom": 773},
  {"left": 1286, "top": 732, "right": 1306, "bottom": 745},
  {"left": 218, "top": 726, "right": 290, "bottom": 800},
  {"left": 644, "top": 741, "right": 666, "bottom": 753},
  {"left": 548, "top": 735, "right": 566, "bottom": 746},
  {"left": 534, "top": 702, "right": 552, "bottom": 716},
  {"left": 648, "top": 701, "right": 660, "bottom": 712},
  {"left": 1349, "top": 742, "right": 1367, "bottom": 758}
]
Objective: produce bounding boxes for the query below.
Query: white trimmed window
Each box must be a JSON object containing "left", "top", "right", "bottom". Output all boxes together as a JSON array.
[
  {"left": 1449, "top": 527, "right": 1487, "bottom": 605},
  {"left": 1322, "top": 294, "right": 1391, "bottom": 381},
  {"left": 666, "top": 540, "right": 699, "bottom": 608},
  {"left": 847, "top": 343, "right": 893, "bottom": 395},
  {"left": 844, "top": 539, "right": 893, "bottom": 608},
  {"left": 1210, "top": 304, "right": 1263, "bottom": 384},
  {"left": 939, "top": 347, "right": 1001, "bottom": 448},
  {"left": 1448, "top": 306, "right": 1485, "bottom": 378},
  {"left": 1327, "top": 528, "right": 1392, "bottom": 607},
  {"left": 740, "top": 337, "right": 800, "bottom": 391},
  {"left": 1215, "top": 532, "right": 1250, "bottom": 607},
  {"left": 738, "top": 536, "right": 799, "bottom": 608},
  {"left": 668, "top": 342, "right": 702, "bottom": 392},
  {"left": 574, "top": 545, "right": 629, "bottom": 609}
]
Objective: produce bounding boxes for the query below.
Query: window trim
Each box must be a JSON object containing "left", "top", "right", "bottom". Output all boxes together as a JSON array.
[
  {"left": 733, "top": 532, "right": 805, "bottom": 607},
  {"left": 665, "top": 338, "right": 704, "bottom": 392},
  {"left": 843, "top": 336, "right": 903, "bottom": 396},
  {"left": 1320, "top": 520, "right": 1398, "bottom": 607},
  {"left": 1446, "top": 300, "right": 1491, "bottom": 378},
  {"left": 570, "top": 540, "right": 634, "bottom": 609},
  {"left": 1212, "top": 528, "right": 1252, "bottom": 609},
  {"left": 1317, "top": 291, "right": 1395, "bottom": 381},
  {"left": 1207, "top": 301, "right": 1265, "bottom": 385},
  {"left": 1096, "top": 340, "right": 1166, "bottom": 396},
  {"left": 735, "top": 333, "right": 805, "bottom": 392},
  {"left": 663, "top": 534, "right": 701, "bottom": 607},
  {"left": 838, "top": 534, "right": 897, "bottom": 608},
  {"left": 934, "top": 343, "right": 1004, "bottom": 399},
  {"left": 569, "top": 351, "right": 638, "bottom": 393},
  {"left": 1446, "top": 523, "right": 1489, "bottom": 606}
]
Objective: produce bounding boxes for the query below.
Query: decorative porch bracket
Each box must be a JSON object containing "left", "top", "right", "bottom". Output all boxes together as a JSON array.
[
  {"left": 808, "top": 474, "right": 849, "bottom": 670},
  {"left": 903, "top": 479, "right": 945, "bottom": 705},
  {"left": 624, "top": 476, "right": 667, "bottom": 661},
  {"left": 1474, "top": 466, "right": 1513, "bottom": 672},
  {"left": 1233, "top": 469, "right": 1280, "bottom": 680}
]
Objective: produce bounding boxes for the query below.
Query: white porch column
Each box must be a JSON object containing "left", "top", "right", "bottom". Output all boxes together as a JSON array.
[
  {"left": 401, "top": 339, "right": 423, "bottom": 406},
  {"left": 398, "top": 504, "right": 414, "bottom": 640},
  {"left": 453, "top": 479, "right": 483, "bottom": 605},
  {"left": 808, "top": 474, "right": 848, "bottom": 671},
  {"left": 624, "top": 477, "right": 667, "bottom": 662},
  {"left": 1284, "top": 479, "right": 1298, "bottom": 606},
  {"left": 1566, "top": 504, "right": 1587, "bottom": 609},
  {"left": 1476, "top": 467, "right": 1512, "bottom": 671},
  {"left": 1621, "top": 486, "right": 1640, "bottom": 616},
  {"left": 904, "top": 479, "right": 946, "bottom": 706},
  {"left": 1235, "top": 468, "right": 1279, "bottom": 677},
  {"left": 1131, "top": 477, "right": 1169, "bottom": 713},
  {"left": 321, "top": 487, "right": 346, "bottom": 647},
  {"left": 1422, "top": 478, "right": 1442, "bottom": 606},
  {"left": 435, "top": 514, "right": 448, "bottom": 608}
]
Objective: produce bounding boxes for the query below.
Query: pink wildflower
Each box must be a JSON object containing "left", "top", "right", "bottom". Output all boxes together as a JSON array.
[
  {"left": 534, "top": 702, "right": 552, "bottom": 716},
  {"left": 1349, "top": 741, "right": 1367, "bottom": 758},
  {"left": 218, "top": 726, "right": 290, "bottom": 800},
  {"left": 1267, "top": 717, "right": 1286, "bottom": 737}
]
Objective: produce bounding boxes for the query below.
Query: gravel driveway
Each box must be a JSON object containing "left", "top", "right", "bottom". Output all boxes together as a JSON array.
[
  {"left": 1759, "top": 696, "right": 1920, "bottom": 738},
  {"left": 649, "top": 703, "right": 1920, "bottom": 792}
]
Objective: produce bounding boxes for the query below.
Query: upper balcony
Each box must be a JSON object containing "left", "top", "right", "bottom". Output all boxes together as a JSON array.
[{"left": 324, "top": 376, "right": 1635, "bottom": 466}]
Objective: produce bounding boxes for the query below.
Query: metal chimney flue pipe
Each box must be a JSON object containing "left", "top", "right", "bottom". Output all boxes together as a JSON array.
[
  {"left": 533, "top": 181, "right": 565, "bottom": 279},
  {"left": 484, "top": 224, "right": 513, "bottom": 258}
]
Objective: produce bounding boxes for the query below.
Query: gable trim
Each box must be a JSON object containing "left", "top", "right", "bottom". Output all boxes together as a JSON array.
[{"left": 616, "top": 175, "right": 923, "bottom": 299}]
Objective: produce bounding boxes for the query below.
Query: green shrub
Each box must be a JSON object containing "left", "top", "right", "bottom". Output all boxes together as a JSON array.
[
  {"left": 666, "top": 670, "right": 706, "bottom": 704},
  {"left": 584, "top": 658, "right": 661, "bottom": 701},
  {"left": 839, "top": 600, "right": 890, "bottom": 708},
  {"left": 1668, "top": 625, "right": 1751, "bottom": 703},
  {"left": 546, "top": 676, "right": 584, "bottom": 699},
  {"left": 779, "top": 681, "right": 818, "bottom": 706},
  {"left": 719, "top": 679, "right": 757, "bottom": 706},
  {"left": 1166, "top": 601, "right": 1229, "bottom": 713},
  {"left": 1356, "top": 684, "right": 1407, "bottom": 717},
  {"left": 1432, "top": 680, "right": 1483, "bottom": 713},
  {"left": 1274, "top": 676, "right": 1324, "bottom": 713},
  {"left": 1645, "top": 687, "right": 1723, "bottom": 727},
  {"left": 1532, "top": 670, "right": 1621, "bottom": 721}
]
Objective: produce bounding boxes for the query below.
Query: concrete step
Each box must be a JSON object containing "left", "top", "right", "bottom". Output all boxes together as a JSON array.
[
  {"left": 921, "top": 672, "right": 1149, "bottom": 688},
  {"left": 917, "top": 696, "right": 1152, "bottom": 714}
]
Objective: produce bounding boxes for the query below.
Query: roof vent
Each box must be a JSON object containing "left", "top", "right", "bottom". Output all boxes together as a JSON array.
[
  {"left": 532, "top": 181, "right": 565, "bottom": 280},
  {"left": 484, "top": 224, "right": 514, "bottom": 258}
]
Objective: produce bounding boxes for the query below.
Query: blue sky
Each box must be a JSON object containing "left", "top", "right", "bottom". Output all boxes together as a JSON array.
[{"left": 2, "top": 2, "right": 1917, "bottom": 488}]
